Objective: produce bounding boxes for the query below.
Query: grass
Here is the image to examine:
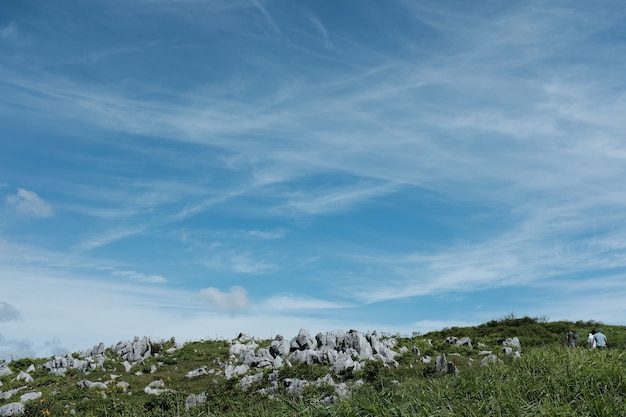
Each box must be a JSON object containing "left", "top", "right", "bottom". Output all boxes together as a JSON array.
[{"left": 1, "top": 316, "right": 625, "bottom": 416}]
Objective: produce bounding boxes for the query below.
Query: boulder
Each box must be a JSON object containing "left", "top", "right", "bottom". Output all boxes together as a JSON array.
[
  {"left": 15, "top": 372, "right": 33, "bottom": 383},
  {"left": 111, "top": 337, "right": 152, "bottom": 361},
  {"left": 0, "top": 402, "right": 24, "bottom": 416},
  {"left": 77, "top": 379, "right": 107, "bottom": 389},
  {"left": 0, "top": 362, "right": 12, "bottom": 378},
  {"left": 185, "top": 367, "right": 207, "bottom": 378},
  {"left": 185, "top": 392, "right": 207, "bottom": 409},
  {"left": 456, "top": 337, "right": 472, "bottom": 348},
  {"left": 293, "top": 329, "right": 316, "bottom": 351},
  {"left": 445, "top": 336, "right": 458, "bottom": 344},
  {"left": 503, "top": 337, "right": 521, "bottom": 349},
  {"left": 19, "top": 392, "right": 41, "bottom": 402},
  {"left": 0, "top": 387, "right": 25, "bottom": 400},
  {"left": 480, "top": 354, "right": 500, "bottom": 366},
  {"left": 435, "top": 353, "right": 448, "bottom": 373}
]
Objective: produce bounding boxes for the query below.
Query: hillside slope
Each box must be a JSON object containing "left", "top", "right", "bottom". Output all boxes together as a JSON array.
[{"left": 1, "top": 316, "right": 624, "bottom": 416}]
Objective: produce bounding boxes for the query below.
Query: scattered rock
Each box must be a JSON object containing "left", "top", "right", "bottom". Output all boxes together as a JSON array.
[
  {"left": 0, "top": 362, "right": 12, "bottom": 378},
  {"left": 185, "top": 392, "right": 207, "bottom": 409},
  {"left": 186, "top": 367, "right": 207, "bottom": 378},
  {"left": 77, "top": 379, "right": 107, "bottom": 389},
  {"left": 15, "top": 372, "right": 33, "bottom": 383},
  {"left": 0, "top": 402, "right": 24, "bottom": 416},
  {"left": 19, "top": 392, "right": 42, "bottom": 403}
]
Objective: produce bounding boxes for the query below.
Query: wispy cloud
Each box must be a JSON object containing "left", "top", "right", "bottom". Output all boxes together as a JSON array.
[
  {"left": 196, "top": 286, "right": 249, "bottom": 315},
  {"left": 261, "top": 294, "right": 352, "bottom": 311},
  {"left": 306, "top": 13, "right": 333, "bottom": 49},
  {"left": 203, "top": 251, "right": 278, "bottom": 274},
  {"left": 0, "top": 21, "right": 18, "bottom": 41},
  {"left": 75, "top": 226, "right": 145, "bottom": 252},
  {"left": 250, "top": 0, "right": 281, "bottom": 35},
  {"left": 246, "top": 229, "right": 286, "bottom": 240},
  {"left": 6, "top": 188, "right": 53, "bottom": 218},
  {"left": 0, "top": 301, "right": 20, "bottom": 322},
  {"left": 276, "top": 182, "right": 401, "bottom": 216},
  {"left": 109, "top": 268, "right": 168, "bottom": 284}
]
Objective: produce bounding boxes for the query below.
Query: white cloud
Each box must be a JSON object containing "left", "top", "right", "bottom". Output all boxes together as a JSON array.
[
  {"left": 203, "top": 251, "right": 278, "bottom": 274},
  {"left": 110, "top": 269, "right": 167, "bottom": 284},
  {"left": 75, "top": 226, "right": 145, "bottom": 251},
  {"left": 247, "top": 229, "right": 286, "bottom": 240},
  {"left": 0, "top": 301, "right": 20, "bottom": 322},
  {"left": 6, "top": 188, "right": 54, "bottom": 218},
  {"left": 196, "top": 286, "right": 249, "bottom": 315},
  {"left": 261, "top": 294, "right": 352, "bottom": 311}
]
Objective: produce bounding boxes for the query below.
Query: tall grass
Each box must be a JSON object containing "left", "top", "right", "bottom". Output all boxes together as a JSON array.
[{"left": 4, "top": 317, "right": 626, "bottom": 416}]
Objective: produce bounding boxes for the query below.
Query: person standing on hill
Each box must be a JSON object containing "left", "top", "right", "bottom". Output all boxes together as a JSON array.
[
  {"left": 566, "top": 330, "right": 578, "bottom": 347},
  {"left": 593, "top": 329, "right": 607, "bottom": 348},
  {"left": 587, "top": 330, "right": 596, "bottom": 348}
]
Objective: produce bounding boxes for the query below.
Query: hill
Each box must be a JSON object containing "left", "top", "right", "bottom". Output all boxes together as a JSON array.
[{"left": 0, "top": 316, "right": 625, "bottom": 416}]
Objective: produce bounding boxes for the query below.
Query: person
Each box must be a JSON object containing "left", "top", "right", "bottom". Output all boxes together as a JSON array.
[
  {"left": 566, "top": 330, "right": 578, "bottom": 347},
  {"left": 587, "top": 330, "right": 596, "bottom": 348},
  {"left": 593, "top": 328, "right": 607, "bottom": 348}
]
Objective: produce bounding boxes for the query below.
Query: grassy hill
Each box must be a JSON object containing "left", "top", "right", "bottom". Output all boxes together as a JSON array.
[{"left": 1, "top": 316, "right": 625, "bottom": 416}]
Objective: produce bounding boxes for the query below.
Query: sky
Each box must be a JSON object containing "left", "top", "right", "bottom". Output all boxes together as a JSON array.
[{"left": 1, "top": 0, "right": 626, "bottom": 360}]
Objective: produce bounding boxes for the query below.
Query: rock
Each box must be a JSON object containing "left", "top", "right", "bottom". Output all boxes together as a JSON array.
[
  {"left": 435, "top": 353, "right": 457, "bottom": 374},
  {"left": 0, "top": 362, "right": 13, "bottom": 378},
  {"left": 238, "top": 372, "right": 264, "bottom": 390},
  {"left": 411, "top": 345, "right": 420, "bottom": 356},
  {"left": 293, "top": 329, "right": 316, "bottom": 351},
  {"left": 269, "top": 338, "right": 291, "bottom": 358},
  {"left": 224, "top": 364, "right": 249, "bottom": 379},
  {"left": 77, "top": 380, "right": 107, "bottom": 389},
  {"left": 116, "top": 381, "right": 129, "bottom": 392},
  {"left": 435, "top": 353, "right": 448, "bottom": 373},
  {"left": 447, "top": 361, "right": 458, "bottom": 374},
  {"left": 185, "top": 367, "right": 207, "bottom": 378},
  {"left": 15, "top": 371, "right": 33, "bottom": 383},
  {"left": 80, "top": 342, "right": 106, "bottom": 358},
  {"left": 456, "top": 337, "right": 472, "bottom": 348},
  {"left": 0, "top": 402, "right": 24, "bottom": 416},
  {"left": 480, "top": 354, "right": 500, "bottom": 366},
  {"left": 111, "top": 337, "right": 152, "bottom": 361},
  {"left": 503, "top": 337, "right": 521, "bottom": 349},
  {"left": 19, "top": 392, "right": 41, "bottom": 402},
  {"left": 445, "top": 336, "right": 458, "bottom": 344},
  {"left": 25, "top": 365, "right": 35, "bottom": 373},
  {"left": 148, "top": 380, "right": 164, "bottom": 389},
  {"left": 0, "top": 387, "right": 26, "bottom": 400},
  {"left": 144, "top": 387, "right": 173, "bottom": 395},
  {"left": 185, "top": 392, "right": 207, "bottom": 409},
  {"left": 43, "top": 354, "right": 103, "bottom": 375},
  {"left": 123, "top": 361, "right": 132, "bottom": 373}
]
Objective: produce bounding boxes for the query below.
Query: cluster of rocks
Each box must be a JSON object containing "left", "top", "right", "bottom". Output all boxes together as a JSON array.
[
  {"left": 224, "top": 328, "right": 400, "bottom": 377},
  {"left": 0, "top": 330, "right": 523, "bottom": 414},
  {"left": 0, "top": 362, "right": 42, "bottom": 417}
]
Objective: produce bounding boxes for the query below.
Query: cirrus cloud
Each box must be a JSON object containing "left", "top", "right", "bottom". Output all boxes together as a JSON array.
[{"left": 6, "top": 188, "right": 53, "bottom": 218}]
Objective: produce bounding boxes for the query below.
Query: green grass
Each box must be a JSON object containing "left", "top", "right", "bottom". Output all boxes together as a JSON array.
[{"left": 2, "top": 316, "right": 626, "bottom": 416}]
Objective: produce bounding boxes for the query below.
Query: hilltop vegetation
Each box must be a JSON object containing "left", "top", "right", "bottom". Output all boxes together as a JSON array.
[{"left": 1, "top": 316, "right": 625, "bottom": 416}]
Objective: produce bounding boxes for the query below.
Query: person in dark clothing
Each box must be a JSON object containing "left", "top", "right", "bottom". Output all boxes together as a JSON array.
[{"left": 566, "top": 330, "right": 579, "bottom": 347}]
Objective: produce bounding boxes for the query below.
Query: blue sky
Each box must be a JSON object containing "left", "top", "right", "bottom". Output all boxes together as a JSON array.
[{"left": 2, "top": 0, "right": 626, "bottom": 359}]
